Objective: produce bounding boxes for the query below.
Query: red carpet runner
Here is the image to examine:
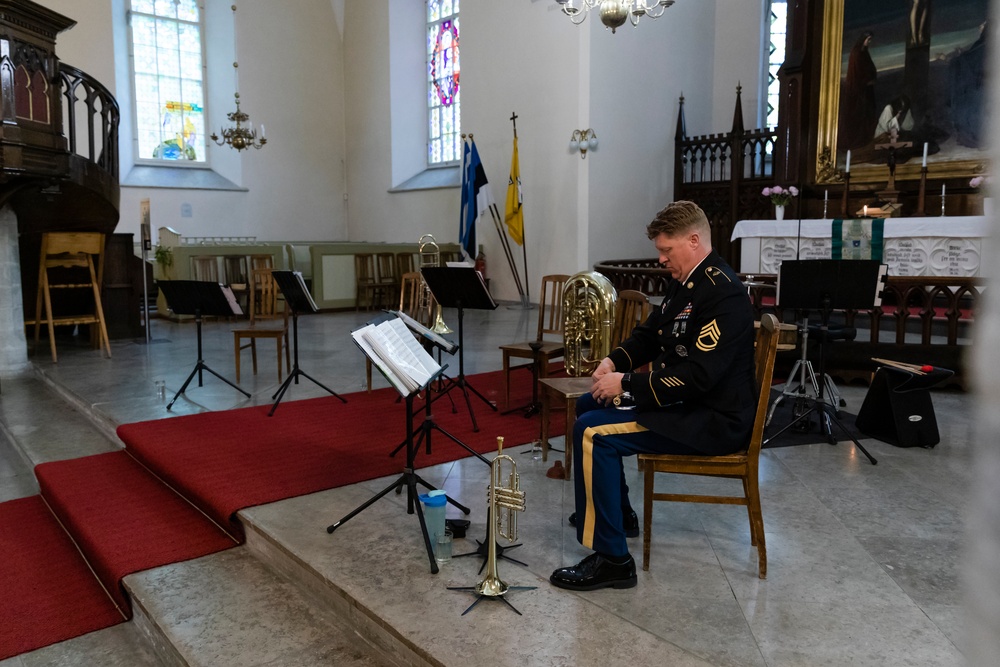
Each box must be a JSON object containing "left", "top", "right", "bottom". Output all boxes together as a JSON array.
[
  {"left": 118, "top": 368, "right": 563, "bottom": 537},
  {"left": 1, "top": 368, "right": 564, "bottom": 660},
  {"left": 0, "top": 496, "right": 125, "bottom": 660}
]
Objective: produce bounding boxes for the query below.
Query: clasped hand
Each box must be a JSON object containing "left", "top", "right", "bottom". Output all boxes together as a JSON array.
[{"left": 590, "top": 357, "right": 623, "bottom": 405}]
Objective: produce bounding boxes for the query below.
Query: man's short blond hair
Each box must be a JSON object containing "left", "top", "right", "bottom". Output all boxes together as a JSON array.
[{"left": 646, "top": 201, "right": 712, "bottom": 241}]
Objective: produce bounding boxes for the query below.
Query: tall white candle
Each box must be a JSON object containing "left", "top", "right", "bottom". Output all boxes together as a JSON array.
[
  {"left": 864, "top": 205, "right": 868, "bottom": 217},
  {"left": 845, "top": 150, "right": 851, "bottom": 173},
  {"left": 824, "top": 190, "right": 828, "bottom": 202},
  {"left": 942, "top": 184, "right": 946, "bottom": 197},
  {"left": 922, "top": 142, "right": 928, "bottom": 167}
]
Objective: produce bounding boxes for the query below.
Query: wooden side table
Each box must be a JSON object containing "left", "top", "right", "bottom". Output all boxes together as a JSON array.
[{"left": 539, "top": 377, "right": 593, "bottom": 481}]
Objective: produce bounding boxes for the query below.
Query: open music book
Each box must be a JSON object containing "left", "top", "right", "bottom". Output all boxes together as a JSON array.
[
  {"left": 394, "top": 310, "right": 458, "bottom": 354},
  {"left": 352, "top": 317, "right": 442, "bottom": 395}
]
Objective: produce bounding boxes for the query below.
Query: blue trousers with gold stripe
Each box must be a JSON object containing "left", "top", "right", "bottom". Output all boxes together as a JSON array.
[{"left": 573, "top": 393, "right": 700, "bottom": 558}]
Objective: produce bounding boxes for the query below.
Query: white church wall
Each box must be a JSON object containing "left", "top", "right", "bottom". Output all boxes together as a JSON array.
[
  {"left": 41, "top": 0, "right": 348, "bottom": 243},
  {"left": 711, "top": 0, "right": 767, "bottom": 132},
  {"left": 586, "top": 0, "right": 719, "bottom": 266}
]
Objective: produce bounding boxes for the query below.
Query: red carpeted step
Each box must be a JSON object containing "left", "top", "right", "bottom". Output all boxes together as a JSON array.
[
  {"left": 0, "top": 496, "right": 124, "bottom": 660},
  {"left": 118, "top": 369, "right": 566, "bottom": 538},
  {"left": 34, "top": 451, "right": 237, "bottom": 615}
]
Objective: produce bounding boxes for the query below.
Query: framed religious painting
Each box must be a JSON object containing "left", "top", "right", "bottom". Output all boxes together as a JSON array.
[{"left": 814, "top": 0, "right": 989, "bottom": 184}]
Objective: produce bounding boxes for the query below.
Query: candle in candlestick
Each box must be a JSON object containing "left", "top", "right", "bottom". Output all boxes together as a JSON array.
[
  {"left": 864, "top": 205, "right": 868, "bottom": 217},
  {"left": 824, "top": 189, "right": 828, "bottom": 202},
  {"left": 942, "top": 184, "right": 946, "bottom": 197},
  {"left": 846, "top": 150, "right": 851, "bottom": 173},
  {"left": 922, "top": 142, "right": 928, "bottom": 167}
]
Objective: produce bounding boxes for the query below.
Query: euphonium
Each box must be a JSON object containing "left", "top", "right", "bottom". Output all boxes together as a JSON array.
[
  {"left": 476, "top": 436, "right": 525, "bottom": 598},
  {"left": 417, "top": 234, "right": 453, "bottom": 334},
  {"left": 562, "top": 271, "right": 617, "bottom": 377}
]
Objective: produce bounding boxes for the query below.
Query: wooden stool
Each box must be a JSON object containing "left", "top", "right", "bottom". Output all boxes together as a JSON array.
[
  {"left": 538, "top": 376, "right": 594, "bottom": 480},
  {"left": 34, "top": 232, "right": 111, "bottom": 362}
]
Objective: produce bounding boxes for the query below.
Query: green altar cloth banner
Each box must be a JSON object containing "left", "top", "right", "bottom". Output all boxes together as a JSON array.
[{"left": 832, "top": 218, "right": 884, "bottom": 261}]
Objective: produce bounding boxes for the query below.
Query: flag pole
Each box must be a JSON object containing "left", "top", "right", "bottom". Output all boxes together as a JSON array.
[{"left": 510, "top": 112, "right": 530, "bottom": 307}]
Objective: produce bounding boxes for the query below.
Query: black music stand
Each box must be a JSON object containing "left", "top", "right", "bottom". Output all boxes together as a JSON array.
[
  {"left": 767, "top": 259, "right": 887, "bottom": 465},
  {"left": 268, "top": 271, "right": 346, "bottom": 416},
  {"left": 157, "top": 280, "right": 251, "bottom": 410},
  {"left": 421, "top": 266, "right": 499, "bottom": 432},
  {"left": 327, "top": 364, "right": 472, "bottom": 574}
]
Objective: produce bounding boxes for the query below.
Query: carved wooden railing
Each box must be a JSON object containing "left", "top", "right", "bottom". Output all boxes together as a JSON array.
[
  {"left": 595, "top": 259, "right": 977, "bottom": 385},
  {"left": 59, "top": 63, "right": 120, "bottom": 179},
  {"left": 673, "top": 89, "right": 779, "bottom": 268}
]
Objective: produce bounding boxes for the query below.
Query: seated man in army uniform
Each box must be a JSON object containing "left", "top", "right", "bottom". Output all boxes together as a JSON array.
[{"left": 550, "top": 200, "right": 757, "bottom": 591}]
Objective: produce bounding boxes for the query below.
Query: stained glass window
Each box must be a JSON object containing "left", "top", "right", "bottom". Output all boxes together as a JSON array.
[
  {"left": 129, "top": 0, "right": 206, "bottom": 163},
  {"left": 427, "top": 0, "right": 460, "bottom": 166},
  {"left": 766, "top": 1, "right": 787, "bottom": 131}
]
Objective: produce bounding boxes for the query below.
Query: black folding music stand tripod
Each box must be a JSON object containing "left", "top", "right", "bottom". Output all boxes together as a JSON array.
[
  {"left": 268, "top": 271, "right": 346, "bottom": 416},
  {"left": 327, "top": 365, "right": 473, "bottom": 574},
  {"left": 420, "top": 266, "right": 498, "bottom": 432},
  {"left": 766, "top": 259, "right": 886, "bottom": 465},
  {"left": 157, "top": 280, "right": 251, "bottom": 410}
]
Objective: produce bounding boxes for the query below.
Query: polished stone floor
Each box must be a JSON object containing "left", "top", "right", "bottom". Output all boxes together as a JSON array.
[{"left": 0, "top": 305, "right": 974, "bottom": 666}]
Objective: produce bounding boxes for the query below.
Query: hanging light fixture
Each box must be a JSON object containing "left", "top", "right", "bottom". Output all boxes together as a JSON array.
[
  {"left": 554, "top": 0, "right": 676, "bottom": 33},
  {"left": 210, "top": 4, "right": 266, "bottom": 151}
]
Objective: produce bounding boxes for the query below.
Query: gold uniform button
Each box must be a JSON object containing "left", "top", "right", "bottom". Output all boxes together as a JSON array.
[
  {"left": 660, "top": 362, "right": 666, "bottom": 369},
  {"left": 657, "top": 329, "right": 663, "bottom": 335},
  {"left": 686, "top": 282, "right": 694, "bottom": 289}
]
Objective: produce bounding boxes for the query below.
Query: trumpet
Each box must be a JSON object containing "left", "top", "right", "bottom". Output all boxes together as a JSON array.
[
  {"left": 417, "top": 234, "right": 453, "bottom": 334},
  {"left": 476, "top": 436, "right": 525, "bottom": 598}
]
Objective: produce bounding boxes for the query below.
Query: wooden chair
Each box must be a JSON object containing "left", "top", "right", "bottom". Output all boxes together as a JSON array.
[
  {"left": 396, "top": 251, "right": 416, "bottom": 281},
  {"left": 190, "top": 255, "right": 219, "bottom": 282},
  {"left": 354, "top": 253, "right": 379, "bottom": 311},
  {"left": 376, "top": 251, "right": 400, "bottom": 309},
  {"left": 34, "top": 232, "right": 112, "bottom": 362},
  {"left": 232, "top": 268, "right": 290, "bottom": 383},
  {"left": 637, "top": 312, "right": 781, "bottom": 579},
  {"left": 498, "top": 274, "right": 569, "bottom": 409},
  {"left": 537, "top": 289, "right": 650, "bottom": 479}
]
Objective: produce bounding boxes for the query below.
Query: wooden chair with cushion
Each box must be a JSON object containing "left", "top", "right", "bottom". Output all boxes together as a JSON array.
[
  {"left": 637, "top": 312, "right": 781, "bottom": 579},
  {"left": 498, "top": 274, "right": 569, "bottom": 409},
  {"left": 232, "top": 268, "right": 290, "bottom": 384}
]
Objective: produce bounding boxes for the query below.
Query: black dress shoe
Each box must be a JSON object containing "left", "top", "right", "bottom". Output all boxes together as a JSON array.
[
  {"left": 567, "top": 509, "right": 640, "bottom": 538},
  {"left": 550, "top": 552, "right": 637, "bottom": 591}
]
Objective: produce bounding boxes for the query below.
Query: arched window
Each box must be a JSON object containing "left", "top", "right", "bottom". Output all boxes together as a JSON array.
[
  {"left": 128, "top": 0, "right": 207, "bottom": 163},
  {"left": 427, "top": 1, "right": 460, "bottom": 166},
  {"left": 765, "top": 1, "right": 787, "bottom": 130}
]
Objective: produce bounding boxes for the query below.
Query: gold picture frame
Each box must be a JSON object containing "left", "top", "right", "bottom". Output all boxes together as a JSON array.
[{"left": 815, "top": 0, "right": 989, "bottom": 185}]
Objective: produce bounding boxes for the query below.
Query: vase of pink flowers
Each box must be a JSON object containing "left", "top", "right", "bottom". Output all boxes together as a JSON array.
[
  {"left": 762, "top": 185, "right": 798, "bottom": 220},
  {"left": 971, "top": 176, "right": 992, "bottom": 216}
]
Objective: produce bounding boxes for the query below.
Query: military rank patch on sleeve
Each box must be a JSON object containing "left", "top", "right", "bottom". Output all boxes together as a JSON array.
[{"left": 696, "top": 319, "right": 721, "bottom": 351}]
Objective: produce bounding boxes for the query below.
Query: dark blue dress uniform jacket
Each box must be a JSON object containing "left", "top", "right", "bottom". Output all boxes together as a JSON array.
[{"left": 606, "top": 251, "right": 756, "bottom": 455}]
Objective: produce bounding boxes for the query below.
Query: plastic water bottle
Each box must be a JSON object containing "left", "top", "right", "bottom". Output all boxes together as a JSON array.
[{"left": 418, "top": 490, "right": 448, "bottom": 555}]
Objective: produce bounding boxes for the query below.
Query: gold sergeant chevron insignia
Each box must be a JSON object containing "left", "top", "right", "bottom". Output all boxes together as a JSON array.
[
  {"left": 696, "top": 319, "right": 721, "bottom": 351},
  {"left": 660, "top": 376, "right": 685, "bottom": 387}
]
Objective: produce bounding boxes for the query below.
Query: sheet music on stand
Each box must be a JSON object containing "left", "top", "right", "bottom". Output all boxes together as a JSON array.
[
  {"left": 272, "top": 270, "right": 319, "bottom": 313},
  {"left": 394, "top": 310, "right": 458, "bottom": 354},
  {"left": 353, "top": 317, "right": 442, "bottom": 396}
]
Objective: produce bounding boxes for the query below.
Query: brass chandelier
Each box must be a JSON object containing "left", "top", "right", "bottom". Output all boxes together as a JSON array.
[
  {"left": 555, "top": 0, "right": 676, "bottom": 33},
  {"left": 210, "top": 4, "right": 266, "bottom": 151}
]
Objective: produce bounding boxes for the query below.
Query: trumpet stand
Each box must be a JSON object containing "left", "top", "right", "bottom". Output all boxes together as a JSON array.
[{"left": 448, "top": 437, "right": 535, "bottom": 615}]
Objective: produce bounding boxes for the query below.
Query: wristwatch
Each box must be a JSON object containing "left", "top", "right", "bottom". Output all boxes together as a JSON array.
[{"left": 621, "top": 373, "right": 632, "bottom": 393}]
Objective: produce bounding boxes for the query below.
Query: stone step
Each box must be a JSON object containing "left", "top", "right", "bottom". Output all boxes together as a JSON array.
[{"left": 123, "top": 548, "right": 387, "bottom": 667}]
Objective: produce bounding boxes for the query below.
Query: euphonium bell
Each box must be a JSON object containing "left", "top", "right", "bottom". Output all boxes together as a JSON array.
[
  {"left": 562, "top": 271, "right": 617, "bottom": 376},
  {"left": 417, "top": 234, "right": 453, "bottom": 334}
]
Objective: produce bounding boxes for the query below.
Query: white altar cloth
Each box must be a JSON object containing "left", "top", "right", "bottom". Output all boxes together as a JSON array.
[{"left": 731, "top": 216, "right": 992, "bottom": 277}]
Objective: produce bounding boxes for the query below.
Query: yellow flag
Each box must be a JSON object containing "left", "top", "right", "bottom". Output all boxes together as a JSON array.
[{"left": 505, "top": 136, "right": 524, "bottom": 245}]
